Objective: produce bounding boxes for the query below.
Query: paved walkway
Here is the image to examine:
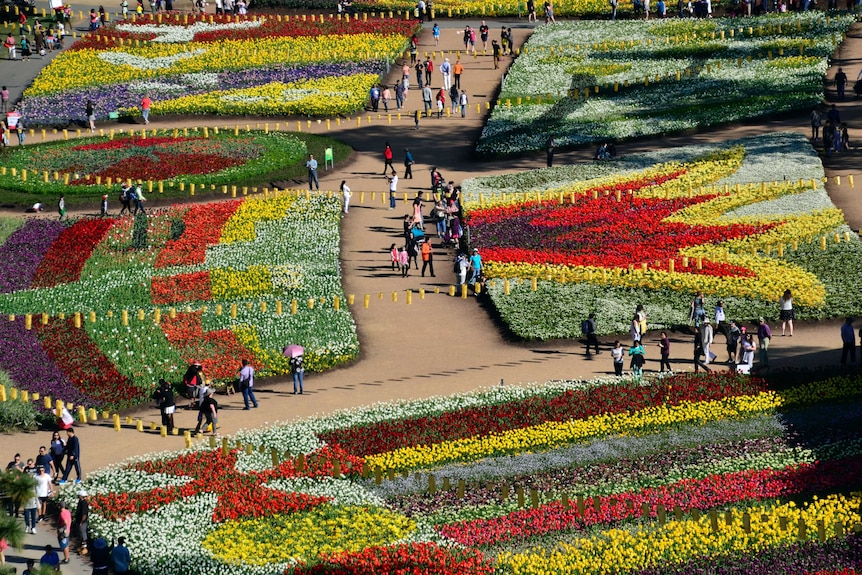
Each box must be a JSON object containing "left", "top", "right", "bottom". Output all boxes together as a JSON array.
[{"left": 2, "top": 12, "right": 862, "bottom": 574}]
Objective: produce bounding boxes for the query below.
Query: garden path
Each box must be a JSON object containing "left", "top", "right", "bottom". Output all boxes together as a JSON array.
[{"left": 4, "top": 14, "right": 862, "bottom": 575}]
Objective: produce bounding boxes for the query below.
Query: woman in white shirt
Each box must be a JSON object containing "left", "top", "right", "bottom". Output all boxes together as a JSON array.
[
  {"left": 340, "top": 180, "right": 351, "bottom": 214},
  {"left": 779, "top": 289, "right": 794, "bottom": 336}
]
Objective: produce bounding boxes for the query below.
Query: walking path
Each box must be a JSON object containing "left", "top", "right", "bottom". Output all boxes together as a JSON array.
[{"left": 2, "top": 12, "right": 862, "bottom": 574}]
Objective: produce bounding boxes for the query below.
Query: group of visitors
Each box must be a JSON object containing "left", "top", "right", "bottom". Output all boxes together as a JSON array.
[
  {"left": 3, "top": 19, "right": 63, "bottom": 62},
  {"left": 811, "top": 105, "right": 849, "bottom": 156},
  {"left": 584, "top": 289, "right": 796, "bottom": 377}
]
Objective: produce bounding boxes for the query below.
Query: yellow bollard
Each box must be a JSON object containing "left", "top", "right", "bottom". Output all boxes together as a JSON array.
[
  {"left": 406, "top": 290, "right": 412, "bottom": 304},
  {"left": 461, "top": 284, "right": 468, "bottom": 299},
  {"left": 113, "top": 413, "right": 121, "bottom": 431},
  {"left": 136, "top": 419, "right": 144, "bottom": 432}
]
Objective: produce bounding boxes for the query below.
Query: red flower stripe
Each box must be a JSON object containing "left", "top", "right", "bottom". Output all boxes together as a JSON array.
[
  {"left": 159, "top": 311, "right": 258, "bottom": 378},
  {"left": 438, "top": 455, "right": 862, "bottom": 547},
  {"left": 72, "top": 136, "right": 196, "bottom": 152},
  {"left": 69, "top": 152, "right": 245, "bottom": 186},
  {"left": 92, "top": 446, "right": 363, "bottom": 522},
  {"left": 31, "top": 219, "right": 115, "bottom": 288},
  {"left": 155, "top": 200, "right": 242, "bottom": 268},
  {"left": 151, "top": 271, "right": 212, "bottom": 305},
  {"left": 33, "top": 317, "right": 146, "bottom": 408},
  {"left": 319, "top": 373, "right": 766, "bottom": 457},
  {"left": 288, "top": 542, "right": 493, "bottom": 575}
]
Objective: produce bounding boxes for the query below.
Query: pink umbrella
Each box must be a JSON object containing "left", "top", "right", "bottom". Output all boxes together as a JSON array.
[{"left": 282, "top": 344, "right": 304, "bottom": 358}]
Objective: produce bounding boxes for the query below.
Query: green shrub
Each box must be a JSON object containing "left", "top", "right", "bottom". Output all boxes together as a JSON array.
[
  {"left": 131, "top": 213, "right": 148, "bottom": 250},
  {"left": 170, "top": 218, "right": 186, "bottom": 241}
]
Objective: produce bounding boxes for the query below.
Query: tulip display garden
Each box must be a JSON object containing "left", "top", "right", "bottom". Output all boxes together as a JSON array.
[
  {"left": 0, "top": 189, "right": 357, "bottom": 409},
  {"left": 21, "top": 14, "right": 417, "bottom": 125},
  {"left": 476, "top": 12, "right": 854, "bottom": 156},
  {"left": 62, "top": 369, "right": 862, "bottom": 574},
  {"left": 462, "top": 132, "right": 862, "bottom": 339}
]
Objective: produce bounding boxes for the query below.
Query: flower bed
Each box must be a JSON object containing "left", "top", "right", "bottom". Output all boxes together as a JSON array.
[
  {"left": 0, "top": 130, "right": 306, "bottom": 196},
  {"left": 477, "top": 13, "right": 853, "bottom": 155},
  {"left": 22, "top": 14, "right": 416, "bottom": 125},
  {"left": 70, "top": 372, "right": 862, "bottom": 575},
  {"left": 462, "top": 133, "right": 862, "bottom": 339},
  {"left": 0, "top": 194, "right": 357, "bottom": 409}
]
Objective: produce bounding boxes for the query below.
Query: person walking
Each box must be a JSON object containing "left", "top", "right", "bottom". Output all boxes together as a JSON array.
[
  {"left": 700, "top": 318, "right": 715, "bottom": 364},
  {"left": 403, "top": 148, "right": 414, "bottom": 179},
  {"left": 841, "top": 317, "right": 856, "bottom": 366},
  {"left": 424, "top": 57, "right": 433, "bottom": 86},
  {"left": 238, "top": 358, "right": 258, "bottom": 410},
  {"left": 383, "top": 142, "right": 394, "bottom": 174},
  {"left": 811, "top": 108, "right": 822, "bottom": 140},
  {"left": 306, "top": 154, "right": 319, "bottom": 191},
  {"left": 388, "top": 171, "right": 398, "bottom": 209},
  {"left": 740, "top": 333, "right": 756, "bottom": 374},
  {"left": 757, "top": 317, "right": 771, "bottom": 369},
  {"left": 690, "top": 290, "right": 706, "bottom": 327},
  {"left": 340, "top": 180, "right": 351, "bottom": 213},
  {"left": 57, "top": 195, "right": 66, "bottom": 220},
  {"left": 193, "top": 389, "right": 218, "bottom": 434},
  {"left": 421, "top": 239, "right": 435, "bottom": 277},
  {"left": 436, "top": 87, "right": 445, "bottom": 118},
  {"left": 290, "top": 353, "right": 304, "bottom": 394},
  {"left": 59, "top": 428, "right": 81, "bottom": 484},
  {"left": 49, "top": 431, "right": 65, "bottom": 482},
  {"left": 86, "top": 100, "right": 96, "bottom": 132},
  {"left": 440, "top": 57, "right": 451, "bottom": 90},
  {"left": 422, "top": 84, "right": 433, "bottom": 116},
  {"left": 459, "top": 90, "right": 468, "bottom": 117},
  {"left": 58, "top": 500, "right": 72, "bottom": 563},
  {"left": 629, "top": 340, "right": 645, "bottom": 381},
  {"left": 658, "top": 331, "right": 671, "bottom": 372},
  {"left": 74, "top": 491, "right": 88, "bottom": 555},
  {"left": 726, "top": 320, "right": 741, "bottom": 364},
  {"left": 779, "top": 289, "right": 794, "bottom": 336},
  {"left": 835, "top": 67, "right": 848, "bottom": 100},
  {"left": 492, "top": 39, "right": 501, "bottom": 69},
  {"left": 693, "top": 331, "right": 711, "bottom": 373}
]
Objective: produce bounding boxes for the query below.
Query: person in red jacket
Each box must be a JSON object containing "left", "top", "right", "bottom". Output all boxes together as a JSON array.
[{"left": 383, "top": 142, "right": 394, "bottom": 174}]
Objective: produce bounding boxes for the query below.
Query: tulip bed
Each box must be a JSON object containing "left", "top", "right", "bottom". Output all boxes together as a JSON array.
[
  {"left": 0, "top": 193, "right": 358, "bottom": 409},
  {"left": 21, "top": 14, "right": 417, "bottom": 125},
  {"left": 461, "top": 132, "right": 862, "bottom": 339},
  {"left": 67, "top": 371, "right": 862, "bottom": 574},
  {"left": 0, "top": 130, "right": 306, "bottom": 196},
  {"left": 280, "top": 0, "right": 618, "bottom": 17},
  {"left": 477, "top": 12, "right": 854, "bottom": 155}
]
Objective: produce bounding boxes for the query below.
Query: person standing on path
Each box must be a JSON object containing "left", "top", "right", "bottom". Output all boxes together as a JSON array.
[
  {"left": 835, "top": 67, "right": 848, "bottom": 100},
  {"left": 403, "top": 148, "right": 414, "bottom": 179},
  {"left": 757, "top": 317, "right": 772, "bottom": 369},
  {"left": 424, "top": 57, "right": 433, "bottom": 86},
  {"left": 492, "top": 39, "right": 501, "bottom": 69},
  {"left": 395, "top": 80, "right": 405, "bottom": 110},
  {"left": 468, "top": 248, "right": 482, "bottom": 286},
  {"left": 629, "top": 340, "right": 645, "bottom": 381},
  {"left": 459, "top": 90, "right": 468, "bottom": 117},
  {"left": 369, "top": 84, "right": 380, "bottom": 112},
  {"left": 74, "top": 491, "right": 88, "bottom": 556},
  {"left": 59, "top": 428, "right": 81, "bottom": 483},
  {"left": 779, "top": 289, "right": 794, "bottom": 336},
  {"left": 111, "top": 536, "right": 131, "bottom": 574},
  {"left": 415, "top": 61, "right": 424, "bottom": 90},
  {"left": 700, "top": 318, "right": 715, "bottom": 365},
  {"left": 152, "top": 378, "right": 175, "bottom": 434},
  {"left": 57, "top": 196, "right": 66, "bottom": 220},
  {"left": 453, "top": 59, "right": 464, "bottom": 90},
  {"left": 546, "top": 135, "right": 557, "bottom": 167},
  {"left": 340, "top": 180, "right": 351, "bottom": 213},
  {"left": 140, "top": 94, "right": 151, "bottom": 124},
  {"left": 388, "top": 171, "right": 398, "bottom": 209},
  {"left": 290, "top": 353, "right": 304, "bottom": 394},
  {"left": 194, "top": 389, "right": 218, "bottom": 434},
  {"left": 58, "top": 500, "right": 72, "bottom": 563},
  {"left": 383, "top": 142, "right": 394, "bottom": 174},
  {"left": 238, "top": 358, "right": 258, "bottom": 410},
  {"left": 811, "top": 107, "right": 822, "bottom": 140},
  {"left": 693, "top": 331, "right": 710, "bottom": 373},
  {"left": 658, "top": 331, "right": 671, "bottom": 372},
  {"left": 611, "top": 341, "right": 624, "bottom": 376},
  {"left": 841, "top": 317, "right": 856, "bottom": 366},
  {"left": 436, "top": 88, "right": 445, "bottom": 118},
  {"left": 432, "top": 22, "right": 439, "bottom": 45},
  {"left": 421, "top": 239, "right": 435, "bottom": 277},
  {"left": 86, "top": 100, "right": 96, "bottom": 132},
  {"left": 479, "top": 20, "right": 489, "bottom": 50},
  {"left": 583, "top": 313, "right": 600, "bottom": 355},
  {"left": 422, "top": 84, "right": 432, "bottom": 116},
  {"left": 726, "top": 320, "right": 741, "bottom": 364},
  {"left": 0, "top": 86, "right": 8, "bottom": 113},
  {"left": 306, "top": 154, "right": 319, "bottom": 191},
  {"left": 440, "top": 57, "right": 451, "bottom": 90}
]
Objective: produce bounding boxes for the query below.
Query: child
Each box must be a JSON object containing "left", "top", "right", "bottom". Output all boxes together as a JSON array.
[
  {"left": 611, "top": 340, "right": 624, "bottom": 376},
  {"left": 399, "top": 246, "right": 410, "bottom": 277},
  {"left": 629, "top": 339, "right": 645, "bottom": 381},
  {"left": 390, "top": 243, "right": 398, "bottom": 271},
  {"left": 658, "top": 332, "right": 671, "bottom": 372}
]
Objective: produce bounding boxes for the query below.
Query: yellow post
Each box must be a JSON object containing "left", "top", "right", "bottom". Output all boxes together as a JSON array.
[{"left": 113, "top": 413, "right": 121, "bottom": 431}]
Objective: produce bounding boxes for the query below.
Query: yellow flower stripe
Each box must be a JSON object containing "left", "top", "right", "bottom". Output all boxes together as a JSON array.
[
  {"left": 202, "top": 505, "right": 416, "bottom": 565},
  {"left": 26, "top": 34, "right": 405, "bottom": 96},
  {"left": 363, "top": 375, "right": 862, "bottom": 472},
  {"left": 364, "top": 393, "right": 780, "bottom": 472},
  {"left": 210, "top": 265, "right": 272, "bottom": 300},
  {"left": 496, "top": 494, "right": 862, "bottom": 575},
  {"left": 152, "top": 75, "right": 378, "bottom": 117},
  {"left": 221, "top": 195, "right": 297, "bottom": 244}
]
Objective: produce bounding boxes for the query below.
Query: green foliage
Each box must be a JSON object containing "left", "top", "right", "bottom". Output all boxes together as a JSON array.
[
  {"left": 131, "top": 213, "right": 149, "bottom": 250},
  {"left": 0, "top": 469, "right": 37, "bottom": 511},
  {"left": 0, "top": 372, "right": 44, "bottom": 432},
  {"left": 0, "top": 514, "right": 25, "bottom": 553},
  {"left": 170, "top": 218, "right": 186, "bottom": 242}
]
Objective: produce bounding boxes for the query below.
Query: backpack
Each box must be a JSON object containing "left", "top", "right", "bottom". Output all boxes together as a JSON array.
[{"left": 581, "top": 319, "right": 592, "bottom": 335}]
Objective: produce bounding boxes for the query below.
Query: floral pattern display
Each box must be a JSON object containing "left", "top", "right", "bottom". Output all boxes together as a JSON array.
[
  {"left": 0, "top": 194, "right": 357, "bottom": 409},
  {"left": 462, "top": 133, "right": 862, "bottom": 339},
  {"left": 477, "top": 13, "right": 854, "bottom": 155},
  {"left": 0, "top": 130, "right": 307, "bottom": 196},
  {"left": 70, "top": 371, "right": 862, "bottom": 575},
  {"left": 22, "top": 14, "right": 417, "bottom": 125}
]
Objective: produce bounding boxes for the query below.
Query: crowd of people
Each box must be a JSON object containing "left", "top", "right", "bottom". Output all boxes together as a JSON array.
[{"left": 582, "top": 289, "right": 798, "bottom": 378}]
